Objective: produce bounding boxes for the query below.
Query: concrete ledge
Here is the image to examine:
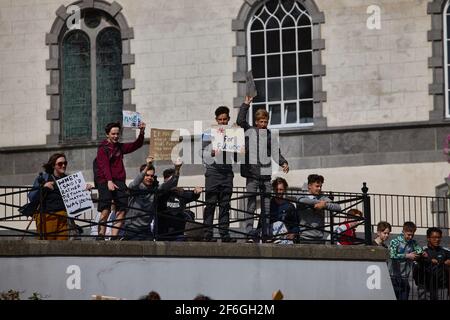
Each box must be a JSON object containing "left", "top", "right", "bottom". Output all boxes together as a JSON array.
[{"left": 0, "top": 240, "right": 388, "bottom": 261}]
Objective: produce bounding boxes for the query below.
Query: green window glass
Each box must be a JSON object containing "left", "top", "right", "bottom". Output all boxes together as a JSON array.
[
  {"left": 62, "top": 31, "right": 92, "bottom": 141},
  {"left": 96, "top": 27, "right": 123, "bottom": 140}
]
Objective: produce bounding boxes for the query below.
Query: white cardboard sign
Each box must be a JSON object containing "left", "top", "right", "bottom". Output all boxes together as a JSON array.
[
  {"left": 122, "top": 111, "right": 142, "bottom": 128},
  {"left": 211, "top": 126, "right": 245, "bottom": 154},
  {"left": 56, "top": 172, "right": 93, "bottom": 217}
]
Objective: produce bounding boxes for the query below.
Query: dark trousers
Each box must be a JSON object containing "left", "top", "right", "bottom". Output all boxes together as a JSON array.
[
  {"left": 158, "top": 213, "right": 186, "bottom": 241},
  {"left": 203, "top": 190, "right": 232, "bottom": 239},
  {"left": 391, "top": 276, "right": 410, "bottom": 300}
]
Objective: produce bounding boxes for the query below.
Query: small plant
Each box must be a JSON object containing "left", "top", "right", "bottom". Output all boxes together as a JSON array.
[
  {"left": 0, "top": 290, "right": 44, "bottom": 300},
  {"left": 28, "top": 292, "right": 43, "bottom": 300},
  {"left": 0, "top": 289, "right": 21, "bottom": 300}
]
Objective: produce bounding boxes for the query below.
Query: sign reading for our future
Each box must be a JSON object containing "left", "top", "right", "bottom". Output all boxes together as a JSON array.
[
  {"left": 122, "top": 111, "right": 142, "bottom": 128},
  {"left": 211, "top": 126, "right": 245, "bottom": 153},
  {"left": 56, "top": 172, "right": 93, "bottom": 217}
]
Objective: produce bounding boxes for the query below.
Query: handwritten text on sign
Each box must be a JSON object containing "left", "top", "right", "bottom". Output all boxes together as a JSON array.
[
  {"left": 56, "top": 172, "right": 93, "bottom": 217},
  {"left": 211, "top": 126, "right": 245, "bottom": 153},
  {"left": 149, "top": 129, "right": 180, "bottom": 161},
  {"left": 122, "top": 111, "right": 142, "bottom": 128}
]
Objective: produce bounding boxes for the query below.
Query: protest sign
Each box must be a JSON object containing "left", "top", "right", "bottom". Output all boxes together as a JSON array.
[
  {"left": 122, "top": 111, "right": 142, "bottom": 128},
  {"left": 56, "top": 172, "right": 93, "bottom": 217},
  {"left": 211, "top": 125, "right": 245, "bottom": 154},
  {"left": 246, "top": 70, "right": 257, "bottom": 98},
  {"left": 149, "top": 128, "right": 181, "bottom": 161}
]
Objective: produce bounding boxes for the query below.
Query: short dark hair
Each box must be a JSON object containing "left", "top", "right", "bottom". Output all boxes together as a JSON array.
[
  {"left": 426, "top": 227, "right": 442, "bottom": 238},
  {"left": 307, "top": 174, "right": 324, "bottom": 185},
  {"left": 403, "top": 221, "right": 417, "bottom": 232},
  {"left": 377, "top": 221, "right": 391, "bottom": 232},
  {"left": 215, "top": 106, "right": 230, "bottom": 118},
  {"left": 163, "top": 168, "right": 175, "bottom": 179},
  {"left": 193, "top": 294, "right": 211, "bottom": 300},
  {"left": 272, "top": 177, "right": 288, "bottom": 190},
  {"left": 139, "top": 291, "right": 161, "bottom": 300},
  {"left": 43, "top": 153, "right": 67, "bottom": 174},
  {"left": 105, "top": 122, "right": 121, "bottom": 134}
]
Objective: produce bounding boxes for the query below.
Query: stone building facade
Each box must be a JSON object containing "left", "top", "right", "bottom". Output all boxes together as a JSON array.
[{"left": 0, "top": 0, "right": 448, "bottom": 198}]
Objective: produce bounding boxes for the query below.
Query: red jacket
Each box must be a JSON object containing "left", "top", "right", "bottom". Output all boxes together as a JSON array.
[
  {"left": 96, "top": 133, "right": 144, "bottom": 183},
  {"left": 336, "top": 222, "right": 356, "bottom": 245}
]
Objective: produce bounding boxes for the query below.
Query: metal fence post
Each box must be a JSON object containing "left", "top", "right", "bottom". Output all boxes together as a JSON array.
[{"left": 362, "top": 182, "right": 372, "bottom": 245}]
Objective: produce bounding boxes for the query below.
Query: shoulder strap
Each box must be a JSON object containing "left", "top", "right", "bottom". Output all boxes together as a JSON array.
[{"left": 101, "top": 145, "right": 111, "bottom": 159}]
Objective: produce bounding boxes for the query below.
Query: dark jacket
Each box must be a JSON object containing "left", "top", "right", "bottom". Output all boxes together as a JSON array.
[
  {"left": 413, "top": 245, "right": 450, "bottom": 290},
  {"left": 236, "top": 103, "right": 287, "bottom": 180},
  {"left": 269, "top": 198, "right": 299, "bottom": 233},
  {"left": 124, "top": 171, "right": 179, "bottom": 239},
  {"left": 157, "top": 188, "right": 201, "bottom": 240},
  {"left": 28, "top": 172, "right": 66, "bottom": 213},
  {"left": 96, "top": 133, "right": 144, "bottom": 183}
]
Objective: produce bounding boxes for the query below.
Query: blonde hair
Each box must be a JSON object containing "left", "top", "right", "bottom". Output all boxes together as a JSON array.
[{"left": 255, "top": 109, "right": 269, "bottom": 121}]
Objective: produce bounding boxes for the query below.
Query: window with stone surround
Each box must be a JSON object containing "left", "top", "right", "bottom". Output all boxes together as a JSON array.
[
  {"left": 444, "top": 0, "right": 450, "bottom": 118},
  {"left": 61, "top": 10, "right": 122, "bottom": 142},
  {"left": 248, "top": 0, "right": 313, "bottom": 128},
  {"left": 46, "top": 0, "right": 135, "bottom": 145},
  {"left": 233, "top": 0, "right": 326, "bottom": 129}
]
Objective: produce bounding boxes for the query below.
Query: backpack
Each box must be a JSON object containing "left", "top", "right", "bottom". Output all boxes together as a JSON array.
[{"left": 93, "top": 144, "right": 122, "bottom": 187}]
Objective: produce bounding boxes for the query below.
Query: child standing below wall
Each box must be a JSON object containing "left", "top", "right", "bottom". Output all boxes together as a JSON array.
[
  {"left": 389, "top": 221, "right": 423, "bottom": 300},
  {"left": 373, "top": 221, "right": 392, "bottom": 248}
]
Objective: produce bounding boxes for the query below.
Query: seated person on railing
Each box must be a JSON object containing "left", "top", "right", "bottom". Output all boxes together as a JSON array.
[
  {"left": 157, "top": 169, "right": 202, "bottom": 241},
  {"left": 388, "top": 221, "right": 423, "bottom": 300},
  {"left": 295, "top": 174, "right": 341, "bottom": 244},
  {"left": 372, "top": 221, "right": 391, "bottom": 248},
  {"left": 155, "top": 161, "right": 202, "bottom": 241},
  {"left": 157, "top": 167, "right": 202, "bottom": 241},
  {"left": 256, "top": 177, "right": 297, "bottom": 244},
  {"left": 413, "top": 227, "right": 450, "bottom": 300},
  {"left": 123, "top": 157, "right": 180, "bottom": 240},
  {"left": 331, "top": 209, "right": 363, "bottom": 245}
]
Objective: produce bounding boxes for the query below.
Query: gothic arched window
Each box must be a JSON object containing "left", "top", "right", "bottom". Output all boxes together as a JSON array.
[
  {"left": 247, "top": 0, "right": 314, "bottom": 127},
  {"left": 46, "top": 1, "right": 135, "bottom": 145}
]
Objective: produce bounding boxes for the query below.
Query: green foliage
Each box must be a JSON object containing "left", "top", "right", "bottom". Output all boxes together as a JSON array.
[{"left": 0, "top": 289, "right": 44, "bottom": 300}]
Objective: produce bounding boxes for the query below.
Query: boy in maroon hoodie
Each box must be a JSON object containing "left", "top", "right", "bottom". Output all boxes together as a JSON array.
[{"left": 96, "top": 121, "right": 146, "bottom": 239}]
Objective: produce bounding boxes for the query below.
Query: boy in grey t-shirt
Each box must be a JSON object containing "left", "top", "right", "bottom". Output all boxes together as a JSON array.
[{"left": 296, "top": 174, "right": 341, "bottom": 244}]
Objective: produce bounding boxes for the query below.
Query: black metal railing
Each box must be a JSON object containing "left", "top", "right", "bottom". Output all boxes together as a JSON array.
[
  {"left": 1, "top": 183, "right": 449, "bottom": 242},
  {"left": 390, "top": 262, "right": 450, "bottom": 300}
]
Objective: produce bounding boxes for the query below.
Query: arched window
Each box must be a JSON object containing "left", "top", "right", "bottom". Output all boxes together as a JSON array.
[
  {"left": 62, "top": 31, "right": 92, "bottom": 141},
  {"left": 96, "top": 27, "right": 123, "bottom": 139},
  {"left": 60, "top": 10, "right": 122, "bottom": 142},
  {"left": 46, "top": 1, "right": 135, "bottom": 144},
  {"left": 247, "top": 0, "right": 314, "bottom": 128}
]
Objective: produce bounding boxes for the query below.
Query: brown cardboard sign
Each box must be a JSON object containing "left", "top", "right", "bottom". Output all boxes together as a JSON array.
[{"left": 149, "top": 129, "right": 180, "bottom": 161}]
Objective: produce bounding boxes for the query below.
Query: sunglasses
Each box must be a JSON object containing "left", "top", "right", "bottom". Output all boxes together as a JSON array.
[{"left": 55, "top": 161, "right": 68, "bottom": 167}]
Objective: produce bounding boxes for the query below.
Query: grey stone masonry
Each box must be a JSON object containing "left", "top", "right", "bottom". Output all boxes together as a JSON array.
[
  {"left": 428, "top": 0, "right": 448, "bottom": 120},
  {"left": 0, "top": 122, "right": 448, "bottom": 184},
  {"left": 0, "top": 240, "right": 388, "bottom": 261}
]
